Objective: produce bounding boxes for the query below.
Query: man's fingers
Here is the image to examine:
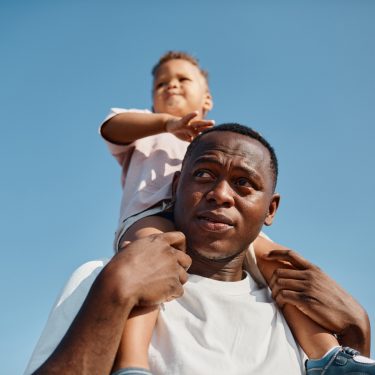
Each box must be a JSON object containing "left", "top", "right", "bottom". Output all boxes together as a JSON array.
[
  {"left": 176, "top": 251, "right": 192, "bottom": 271},
  {"left": 265, "top": 249, "right": 312, "bottom": 270},
  {"left": 273, "top": 289, "right": 304, "bottom": 309},
  {"left": 155, "top": 231, "right": 191, "bottom": 268},
  {"left": 178, "top": 268, "right": 189, "bottom": 285},
  {"left": 269, "top": 274, "right": 310, "bottom": 298},
  {"left": 167, "top": 281, "right": 184, "bottom": 301},
  {"left": 159, "top": 231, "right": 186, "bottom": 252},
  {"left": 269, "top": 268, "right": 307, "bottom": 286}
]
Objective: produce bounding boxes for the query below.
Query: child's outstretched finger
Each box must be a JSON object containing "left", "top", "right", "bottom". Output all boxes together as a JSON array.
[
  {"left": 193, "top": 119, "right": 215, "bottom": 127},
  {"left": 190, "top": 120, "right": 215, "bottom": 131},
  {"left": 181, "top": 111, "right": 199, "bottom": 125}
]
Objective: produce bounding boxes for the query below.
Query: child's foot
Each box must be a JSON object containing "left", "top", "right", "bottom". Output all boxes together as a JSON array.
[{"left": 306, "top": 346, "right": 375, "bottom": 374}]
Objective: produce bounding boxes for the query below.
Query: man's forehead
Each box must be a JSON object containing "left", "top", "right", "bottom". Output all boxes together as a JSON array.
[{"left": 189, "top": 132, "right": 270, "bottom": 166}]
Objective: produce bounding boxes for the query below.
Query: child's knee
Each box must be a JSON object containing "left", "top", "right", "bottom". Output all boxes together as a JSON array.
[{"left": 121, "top": 215, "right": 175, "bottom": 245}]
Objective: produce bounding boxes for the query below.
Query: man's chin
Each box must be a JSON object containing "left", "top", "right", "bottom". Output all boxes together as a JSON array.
[{"left": 188, "top": 241, "right": 245, "bottom": 262}]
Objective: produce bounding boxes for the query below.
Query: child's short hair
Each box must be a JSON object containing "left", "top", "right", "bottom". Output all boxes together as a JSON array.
[{"left": 152, "top": 51, "right": 209, "bottom": 88}]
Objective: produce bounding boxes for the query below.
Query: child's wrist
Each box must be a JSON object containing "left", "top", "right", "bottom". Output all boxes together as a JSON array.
[{"left": 162, "top": 114, "right": 175, "bottom": 134}]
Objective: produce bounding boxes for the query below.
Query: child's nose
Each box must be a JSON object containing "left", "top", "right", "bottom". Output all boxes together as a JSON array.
[{"left": 167, "top": 79, "right": 179, "bottom": 89}]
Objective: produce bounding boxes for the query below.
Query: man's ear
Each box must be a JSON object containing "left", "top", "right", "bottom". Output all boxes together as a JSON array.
[
  {"left": 203, "top": 91, "right": 213, "bottom": 114},
  {"left": 264, "top": 193, "right": 280, "bottom": 226},
  {"left": 172, "top": 171, "right": 181, "bottom": 199}
]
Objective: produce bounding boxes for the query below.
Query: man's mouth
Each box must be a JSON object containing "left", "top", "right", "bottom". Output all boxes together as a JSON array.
[{"left": 196, "top": 212, "right": 234, "bottom": 232}]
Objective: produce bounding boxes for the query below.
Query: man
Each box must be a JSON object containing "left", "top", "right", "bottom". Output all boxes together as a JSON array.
[{"left": 26, "top": 124, "right": 371, "bottom": 375}]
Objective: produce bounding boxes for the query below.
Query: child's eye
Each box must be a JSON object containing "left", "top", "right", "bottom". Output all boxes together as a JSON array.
[
  {"left": 156, "top": 82, "right": 166, "bottom": 89},
  {"left": 179, "top": 77, "right": 190, "bottom": 82}
]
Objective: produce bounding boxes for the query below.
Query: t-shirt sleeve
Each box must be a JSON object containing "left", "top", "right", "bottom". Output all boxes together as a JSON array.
[
  {"left": 99, "top": 108, "right": 151, "bottom": 166},
  {"left": 23, "top": 259, "right": 108, "bottom": 375}
]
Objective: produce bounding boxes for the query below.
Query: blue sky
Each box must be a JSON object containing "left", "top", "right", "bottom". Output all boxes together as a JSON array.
[{"left": 1, "top": 1, "right": 374, "bottom": 373}]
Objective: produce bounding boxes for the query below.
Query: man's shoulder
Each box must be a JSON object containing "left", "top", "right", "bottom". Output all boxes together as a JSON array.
[
  {"left": 69, "top": 258, "right": 109, "bottom": 282},
  {"left": 23, "top": 259, "right": 110, "bottom": 375},
  {"left": 57, "top": 259, "right": 109, "bottom": 305}
]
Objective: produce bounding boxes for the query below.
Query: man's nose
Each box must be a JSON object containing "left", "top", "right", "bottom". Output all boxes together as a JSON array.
[{"left": 206, "top": 180, "right": 235, "bottom": 207}]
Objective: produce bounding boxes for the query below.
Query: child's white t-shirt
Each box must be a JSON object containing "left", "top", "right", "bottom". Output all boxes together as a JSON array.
[{"left": 100, "top": 108, "right": 189, "bottom": 241}]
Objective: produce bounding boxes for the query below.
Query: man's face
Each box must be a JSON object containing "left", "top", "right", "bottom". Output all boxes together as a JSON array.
[
  {"left": 173, "top": 131, "right": 278, "bottom": 260},
  {"left": 153, "top": 59, "right": 212, "bottom": 119}
]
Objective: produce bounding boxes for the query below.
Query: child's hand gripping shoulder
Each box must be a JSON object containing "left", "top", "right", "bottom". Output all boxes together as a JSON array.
[{"left": 165, "top": 111, "right": 215, "bottom": 142}]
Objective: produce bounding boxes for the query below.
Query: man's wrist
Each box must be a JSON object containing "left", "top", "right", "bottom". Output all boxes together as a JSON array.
[
  {"left": 337, "top": 306, "right": 371, "bottom": 355},
  {"left": 96, "top": 261, "right": 139, "bottom": 310}
]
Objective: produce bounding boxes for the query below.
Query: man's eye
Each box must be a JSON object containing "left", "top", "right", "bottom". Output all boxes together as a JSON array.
[
  {"left": 236, "top": 178, "right": 252, "bottom": 187},
  {"left": 194, "top": 170, "right": 212, "bottom": 179}
]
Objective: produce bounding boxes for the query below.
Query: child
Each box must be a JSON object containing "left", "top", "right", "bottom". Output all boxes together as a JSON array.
[{"left": 100, "top": 51, "right": 374, "bottom": 375}]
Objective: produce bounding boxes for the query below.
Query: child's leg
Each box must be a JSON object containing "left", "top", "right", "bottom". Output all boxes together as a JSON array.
[
  {"left": 252, "top": 235, "right": 338, "bottom": 359},
  {"left": 112, "top": 305, "right": 158, "bottom": 371},
  {"left": 112, "top": 215, "right": 175, "bottom": 373},
  {"left": 250, "top": 236, "right": 375, "bottom": 374}
]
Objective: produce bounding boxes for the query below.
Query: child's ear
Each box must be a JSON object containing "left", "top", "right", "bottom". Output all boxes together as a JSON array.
[
  {"left": 172, "top": 171, "right": 181, "bottom": 199},
  {"left": 264, "top": 194, "right": 280, "bottom": 226},
  {"left": 203, "top": 91, "right": 213, "bottom": 114}
]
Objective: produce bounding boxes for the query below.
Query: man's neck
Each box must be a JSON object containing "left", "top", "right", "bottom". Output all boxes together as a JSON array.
[{"left": 187, "top": 248, "right": 246, "bottom": 281}]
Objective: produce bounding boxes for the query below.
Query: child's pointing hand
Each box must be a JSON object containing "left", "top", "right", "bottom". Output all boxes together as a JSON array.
[{"left": 165, "top": 111, "right": 215, "bottom": 142}]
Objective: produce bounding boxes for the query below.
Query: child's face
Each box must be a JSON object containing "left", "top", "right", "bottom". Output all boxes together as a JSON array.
[{"left": 153, "top": 59, "right": 212, "bottom": 119}]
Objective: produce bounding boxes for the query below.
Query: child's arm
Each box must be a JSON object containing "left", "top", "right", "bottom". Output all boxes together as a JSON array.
[
  {"left": 101, "top": 110, "right": 214, "bottom": 144},
  {"left": 253, "top": 235, "right": 371, "bottom": 356}
]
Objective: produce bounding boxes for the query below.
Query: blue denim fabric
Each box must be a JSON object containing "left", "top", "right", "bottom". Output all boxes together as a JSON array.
[{"left": 111, "top": 367, "right": 152, "bottom": 375}]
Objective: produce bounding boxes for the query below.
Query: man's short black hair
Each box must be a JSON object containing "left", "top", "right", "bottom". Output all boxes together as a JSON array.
[{"left": 183, "top": 123, "right": 279, "bottom": 191}]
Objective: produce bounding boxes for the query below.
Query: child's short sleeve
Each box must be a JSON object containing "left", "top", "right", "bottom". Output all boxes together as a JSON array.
[{"left": 99, "top": 108, "right": 151, "bottom": 166}]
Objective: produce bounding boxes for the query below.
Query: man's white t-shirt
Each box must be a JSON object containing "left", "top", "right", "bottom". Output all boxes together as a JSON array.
[
  {"left": 150, "top": 271, "right": 305, "bottom": 375},
  {"left": 24, "top": 256, "right": 305, "bottom": 375}
]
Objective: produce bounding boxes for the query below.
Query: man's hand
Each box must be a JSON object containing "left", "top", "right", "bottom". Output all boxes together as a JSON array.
[
  {"left": 264, "top": 249, "right": 371, "bottom": 355},
  {"left": 32, "top": 232, "right": 192, "bottom": 375},
  {"left": 103, "top": 231, "right": 192, "bottom": 307},
  {"left": 165, "top": 111, "right": 214, "bottom": 142}
]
